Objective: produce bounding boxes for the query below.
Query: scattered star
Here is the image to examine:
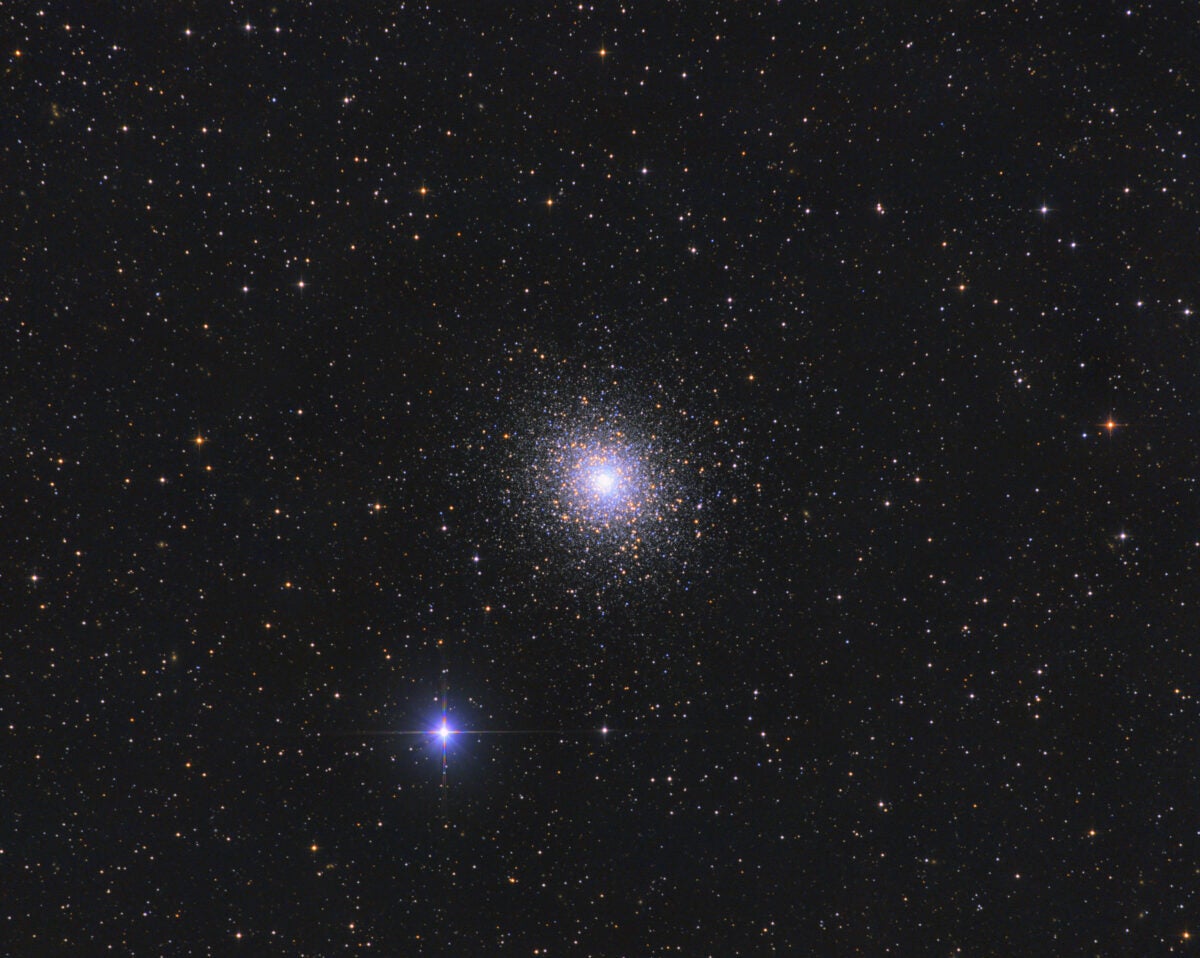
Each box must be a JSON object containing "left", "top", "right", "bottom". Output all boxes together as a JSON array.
[{"left": 9, "top": 7, "right": 1189, "bottom": 955}]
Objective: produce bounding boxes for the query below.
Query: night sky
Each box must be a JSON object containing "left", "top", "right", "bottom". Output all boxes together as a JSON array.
[{"left": 6, "top": 2, "right": 1200, "bottom": 954}]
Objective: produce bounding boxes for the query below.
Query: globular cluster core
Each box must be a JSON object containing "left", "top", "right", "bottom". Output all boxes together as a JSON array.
[
  {"left": 484, "top": 364, "right": 712, "bottom": 588},
  {"left": 523, "top": 404, "right": 690, "bottom": 567},
  {"left": 547, "top": 428, "right": 660, "bottom": 541}
]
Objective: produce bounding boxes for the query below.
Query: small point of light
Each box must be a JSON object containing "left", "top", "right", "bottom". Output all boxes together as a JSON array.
[{"left": 601, "top": 726, "right": 608, "bottom": 735}]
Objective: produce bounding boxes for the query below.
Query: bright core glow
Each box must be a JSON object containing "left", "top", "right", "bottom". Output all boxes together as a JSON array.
[
  {"left": 591, "top": 468, "right": 617, "bottom": 495},
  {"left": 438, "top": 722, "right": 451, "bottom": 741}
]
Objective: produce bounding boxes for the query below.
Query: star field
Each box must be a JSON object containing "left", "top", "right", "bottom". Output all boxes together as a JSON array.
[{"left": 5, "top": 2, "right": 1200, "bottom": 955}]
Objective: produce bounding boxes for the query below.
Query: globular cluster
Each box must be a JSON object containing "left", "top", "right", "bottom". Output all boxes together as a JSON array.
[
  {"left": 550, "top": 429, "right": 650, "bottom": 537},
  {"left": 512, "top": 392, "right": 695, "bottom": 571},
  {"left": 459, "top": 353, "right": 726, "bottom": 599}
]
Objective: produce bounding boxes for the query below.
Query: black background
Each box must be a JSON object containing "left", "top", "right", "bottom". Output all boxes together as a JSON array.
[{"left": 5, "top": 2, "right": 1199, "bottom": 954}]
